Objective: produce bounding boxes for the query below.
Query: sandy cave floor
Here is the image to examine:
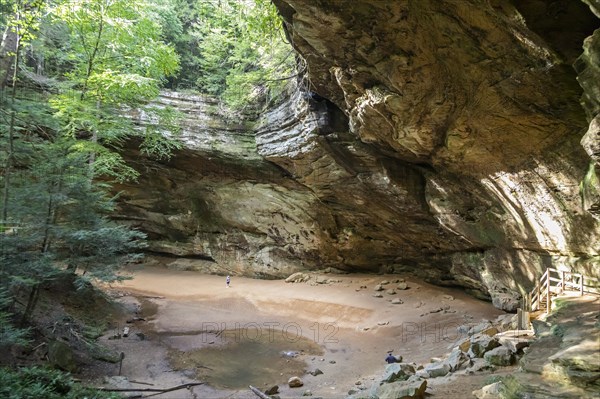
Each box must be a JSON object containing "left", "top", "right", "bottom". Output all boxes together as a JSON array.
[{"left": 86, "top": 265, "right": 515, "bottom": 398}]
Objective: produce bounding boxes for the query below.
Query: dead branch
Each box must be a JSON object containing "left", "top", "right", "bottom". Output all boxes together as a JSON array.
[
  {"left": 249, "top": 385, "right": 271, "bottom": 399},
  {"left": 97, "top": 382, "right": 204, "bottom": 395},
  {"left": 129, "top": 380, "right": 154, "bottom": 386}
]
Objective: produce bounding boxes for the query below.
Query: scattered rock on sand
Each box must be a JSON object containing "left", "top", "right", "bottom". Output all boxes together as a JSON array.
[
  {"left": 481, "top": 327, "right": 499, "bottom": 337},
  {"left": 494, "top": 314, "right": 518, "bottom": 331},
  {"left": 469, "top": 336, "right": 501, "bottom": 358},
  {"left": 391, "top": 298, "right": 403, "bottom": 304},
  {"left": 309, "top": 368, "right": 323, "bottom": 376},
  {"left": 315, "top": 276, "right": 328, "bottom": 284},
  {"left": 302, "top": 389, "right": 313, "bottom": 396},
  {"left": 469, "top": 321, "right": 493, "bottom": 335},
  {"left": 380, "top": 280, "right": 390, "bottom": 285},
  {"left": 386, "top": 289, "right": 396, "bottom": 295},
  {"left": 445, "top": 348, "right": 468, "bottom": 372},
  {"left": 467, "top": 358, "right": 495, "bottom": 373},
  {"left": 483, "top": 346, "right": 515, "bottom": 366},
  {"left": 373, "top": 293, "right": 383, "bottom": 298},
  {"left": 375, "top": 379, "right": 427, "bottom": 399},
  {"left": 288, "top": 376, "right": 304, "bottom": 388},
  {"left": 265, "top": 385, "right": 279, "bottom": 395},
  {"left": 424, "top": 362, "right": 450, "bottom": 378},
  {"left": 397, "top": 282, "right": 409, "bottom": 290},
  {"left": 382, "top": 363, "right": 415, "bottom": 383},
  {"left": 472, "top": 381, "right": 504, "bottom": 399},
  {"left": 285, "top": 272, "right": 310, "bottom": 283},
  {"left": 443, "top": 295, "right": 454, "bottom": 301},
  {"left": 374, "top": 284, "right": 385, "bottom": 291},
  {"left": 496, "top": 331, "right": 534, "bottom": 353}
]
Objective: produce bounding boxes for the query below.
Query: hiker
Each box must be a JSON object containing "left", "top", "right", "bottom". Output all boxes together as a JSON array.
[
  {"left": 226, "top": 275, "right": 231, "bottom": 288},
  {"left": 385, "top": 353, "right": 398, "bottom": 364}
]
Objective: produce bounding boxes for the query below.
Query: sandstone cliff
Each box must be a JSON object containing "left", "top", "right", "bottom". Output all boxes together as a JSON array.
[{"left": 116, "top": 1, "right": 600, "bottom": 310}]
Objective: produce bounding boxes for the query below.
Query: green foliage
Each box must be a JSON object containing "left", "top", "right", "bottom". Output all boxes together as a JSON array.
[
  {"left": 550, "top": 324, "right": 566, "bottom": 338},
  {"left": 46, "top": 0, "right": 182, "bottom": 179},
  {"left": 0, "top": 0, "right": 45, "bottom": 46},
  {"left": 0, "top": 289, "right": 29, "bottom": 347},
  {"left": 161, "top": 0, "right": 296, "bottom": 110},
  {"left": 1, "top": 141, "right": 147, "bottom": 286},
  {"left": 0, "top": 366, "right": 121, "bottom": 399}
]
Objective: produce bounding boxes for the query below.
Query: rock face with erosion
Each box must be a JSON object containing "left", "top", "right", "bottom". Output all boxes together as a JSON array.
[{"left": 116, "top": 2, "right": 600, "bottom": 309}]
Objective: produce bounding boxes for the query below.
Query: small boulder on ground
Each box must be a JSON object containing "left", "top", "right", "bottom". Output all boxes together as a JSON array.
[
  {"left": 288, "top": 376, "right": 304, "bottom": 388},
  {"left": 382, "top": 363, "right": 415, "bottom": 383},
  {"left": 391, "top": 298, "right": 403, "bottom": 304},
  {"left": 374, "top": 284, "right": 385, "bottom": 291},
  {"left": 265, "top": 385, "right": 279, "bottom": 395},
  {"left": 315, "top": 275, "right": 328, "bottom": 284},
  {"left": 469, "top": 336, "right": 501, "bottom": 358},
  {"left": 466, "top": 358, "right": 495, "bottom": 373},
  {"left": 397, "top": 282, "right": 409, "bottom": 290},
  {"left": 424, "top": 362, "right": 450, "bottom": 378},
  {"left": 531, "top": 319, "right": 552, "bottom": 337},
  {"left": 496, "top": 330, "right": 534, "bottom": 353},
  {"left": 48, "top": 340, "right": 78, "bottom": 373},
  {"left": 285, "top": 272, "right": 309, "bottom": 283},
  {"left": 445, "top": 348, "right": 468, "bottom": 372},
  {"left": 469, "top": 321, "right": 493, "bottom": 335},
  {"left": 375, "top": 379, "right": 427, "bottom": 399},
  {"left": 472, "top": 381, "right": 504, "bottom": 398},
  {"left": 309, "top": 368, "right": 323, "bottom": 376},
  {"left": 483, "top": 346, "right": 515, "bottom": 366}
]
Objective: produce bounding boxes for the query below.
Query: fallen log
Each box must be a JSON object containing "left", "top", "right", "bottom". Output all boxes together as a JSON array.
[
  {"left": 97, "top": 382, "right": 204, "bottom": 394},
  {"left": 129, "top": 380, "right": 154, "bottom": 386},
  {"left": 249, "top": 385, "right": 271, "bottom": 399}
]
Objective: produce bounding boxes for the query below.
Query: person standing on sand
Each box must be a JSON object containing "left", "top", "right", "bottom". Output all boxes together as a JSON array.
[{"left": 226, "top": 275, "right": 231, "bottom": 288}]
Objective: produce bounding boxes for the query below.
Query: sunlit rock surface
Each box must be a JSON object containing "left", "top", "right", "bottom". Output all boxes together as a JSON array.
[{"left": 116, "top": 1, "right": 600, "bottom": 309}]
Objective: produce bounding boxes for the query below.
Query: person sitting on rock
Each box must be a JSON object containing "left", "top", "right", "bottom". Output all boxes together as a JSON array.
[{"left": 385, "top": 353, "right": 398, "bottom": 364}]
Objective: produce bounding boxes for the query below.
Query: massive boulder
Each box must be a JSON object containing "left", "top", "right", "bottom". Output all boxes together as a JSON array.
[{"left": 115, "top": 2, "right": 600, "bottom": 309}]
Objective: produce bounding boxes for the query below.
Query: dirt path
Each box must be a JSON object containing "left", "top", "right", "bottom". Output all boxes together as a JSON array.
[{"left": 94, "top": 265, "right": 506, "bottom": 398}]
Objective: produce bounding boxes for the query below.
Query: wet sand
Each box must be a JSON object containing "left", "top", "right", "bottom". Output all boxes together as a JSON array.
[{"left": 97, "top": 264, "right": 505, "bottom": 398}]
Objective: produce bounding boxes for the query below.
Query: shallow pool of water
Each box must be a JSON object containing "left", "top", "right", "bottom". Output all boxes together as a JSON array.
[{"left": 168, "top": 328, "right": 323, "bottom": 389}]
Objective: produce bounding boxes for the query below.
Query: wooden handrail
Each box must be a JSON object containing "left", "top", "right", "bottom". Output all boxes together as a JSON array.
[{"left": 527, "top": 267, "right": 600, "bottom": 314}]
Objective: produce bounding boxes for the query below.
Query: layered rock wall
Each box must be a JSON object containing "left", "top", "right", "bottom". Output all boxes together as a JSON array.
[{"left": 116, "top": 2, "right": 600, "bottom": 310}]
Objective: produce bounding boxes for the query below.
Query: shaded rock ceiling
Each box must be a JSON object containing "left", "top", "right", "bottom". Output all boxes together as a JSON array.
[{"left": 117, "top": 1, "right": 600, "bottom": 310}]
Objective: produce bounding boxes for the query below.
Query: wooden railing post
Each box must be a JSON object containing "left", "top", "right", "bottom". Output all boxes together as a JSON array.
[
  {"left": 581, "top": 275, "right": 584, "bottom": 296},
  {"left": 546, "top": 272, "right": 551, "bottom": 313},
  {"left": 561, "top": 270, "right": 565, "bottom": 294}
]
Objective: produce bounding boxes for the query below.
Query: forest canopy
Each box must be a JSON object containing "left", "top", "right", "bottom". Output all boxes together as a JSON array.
[{"left": 0, "top": 0, "right": 295, "bottom": 349}]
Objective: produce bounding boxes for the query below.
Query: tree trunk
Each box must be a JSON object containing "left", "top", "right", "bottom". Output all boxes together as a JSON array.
[
  {"left": 21, "top": 283, "right": 40, "bottom": 326},
  {"left": 0, "top": 26, "right": 18, "bottom": 90},
  {"left": 1, "top": 18, "right": 21, "bottom": 225}
]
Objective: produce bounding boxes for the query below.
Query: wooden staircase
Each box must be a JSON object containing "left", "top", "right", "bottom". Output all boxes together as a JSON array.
[{"left": 526, "top": 267, "right": 600, "bottom": 315}]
